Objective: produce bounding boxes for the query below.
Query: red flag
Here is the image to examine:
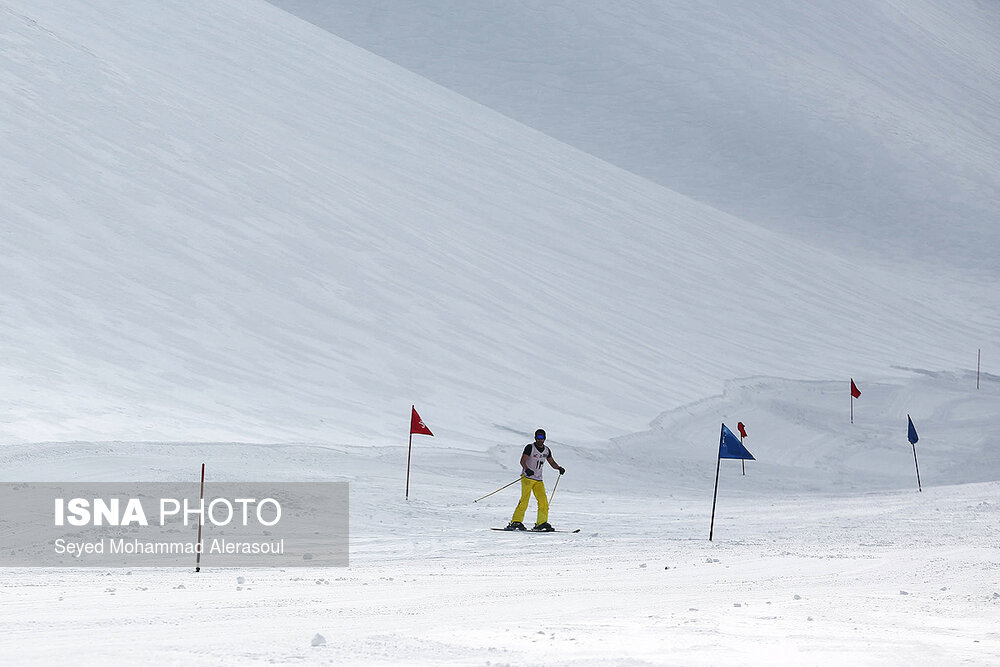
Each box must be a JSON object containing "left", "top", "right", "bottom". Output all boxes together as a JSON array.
[
  {"left": 410, "top": 406, "right": 433, "bottom": 436},
  {"left": 737, "top": 422, "right": 747, "bottom": 439},
  {"left": 850, "top": 379, "right": 861, "bottom": 399}
]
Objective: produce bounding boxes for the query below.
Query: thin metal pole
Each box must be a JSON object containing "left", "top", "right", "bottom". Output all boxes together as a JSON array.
[
  {"left": 405, "top": 430, "right": 413, "bottom": 500},
  {"left": 195, "top": 463, "right": 205, "bottom": 572},
  {"left": 548, "top": 473, "right": 562, "bottom": 505},
  {"left": 741, "top": 434, "right": 746, "bottom": 475},
  {"left": 709, "top": 454, "right": 722, "bottom": 541},
  {"left": 912, "top": 443, "right": 922, "bottom": 492},
  {"left": 473, "top": 478, "right": 521, "bottom": 503}
]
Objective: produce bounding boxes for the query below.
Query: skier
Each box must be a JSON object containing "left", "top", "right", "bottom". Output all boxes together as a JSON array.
[{"left": 505, "top": 428, "right": 565, "bottom": 531}]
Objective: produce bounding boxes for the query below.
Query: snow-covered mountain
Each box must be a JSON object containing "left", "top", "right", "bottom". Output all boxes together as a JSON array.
[
  {"left": 272, "top": 0, "right": 1000, "bottom": 278},
  {"left": 2, "top": 0, "right": 996, "bottom": 447}
]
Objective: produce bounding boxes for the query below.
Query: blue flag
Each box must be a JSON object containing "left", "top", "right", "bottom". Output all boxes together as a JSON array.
[
  {"left": 719, "top": 423, "right": 755, "bottom": 460},
  {"left": 907, "top": 415, "right": 919, "bottom": 445}
]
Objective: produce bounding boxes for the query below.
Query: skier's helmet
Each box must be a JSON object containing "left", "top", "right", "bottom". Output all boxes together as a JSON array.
[{"left": 534, "top": 429, "right": 546, "bottom": 441}]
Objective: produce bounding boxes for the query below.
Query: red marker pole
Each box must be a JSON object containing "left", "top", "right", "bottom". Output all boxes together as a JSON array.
[{"left": 194, "top": 463, "right": 205, "bottom": 572}]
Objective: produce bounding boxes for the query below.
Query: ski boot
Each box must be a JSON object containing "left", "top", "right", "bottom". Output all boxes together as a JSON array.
[
  {"left": 504, "top": 521, "right": 526, "bottom": 531},
  {"left": 531, "top": 522, "right": 554, "bottom": 532}
]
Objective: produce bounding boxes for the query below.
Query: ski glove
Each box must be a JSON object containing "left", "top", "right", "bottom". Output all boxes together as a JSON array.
[
  {"left": 524, "top": 469, "right": 533, "bottom": 477},
  {"left": 558, "top": 467, "right": 566, "bottom": 475}
]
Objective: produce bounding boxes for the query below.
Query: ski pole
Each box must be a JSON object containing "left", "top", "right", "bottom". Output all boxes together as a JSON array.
[
  {"left": 548, "top": 473, "right": 562, "bottom": 505},
  {"left": 473, "top": 477, "right": 521, "bottom": 503}
]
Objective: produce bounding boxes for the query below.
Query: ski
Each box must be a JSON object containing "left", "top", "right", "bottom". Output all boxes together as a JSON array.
[{"left": 491, "top": 528, "right": 580, "bottom": 533}]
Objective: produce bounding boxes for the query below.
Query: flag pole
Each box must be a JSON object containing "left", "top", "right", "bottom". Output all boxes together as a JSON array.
[
  {"left": 737, "top": 422, "right": 748, "bottom": 475},
  {"left": 709, "top": 453, "right": 722, "bottom": 541},
  {"left": 908, "top": 414, "right": 922, "bottom": 492},
  {"left": 405, "top": 420, "right": 414, "bottom": 500},
  {"left": 850, "top": 378, "right": 861, "bottom": 423},
  {"left": 194, "top": 462, "right": 205, "bottom": 573},
  {"left": 405, "top": 405, "right": 434, "bottom": 500},
  {"left": 709, "top": 424, "right": 723, "bottom": 541}
]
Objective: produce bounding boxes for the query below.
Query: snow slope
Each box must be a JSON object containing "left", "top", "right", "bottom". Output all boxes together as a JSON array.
[
  {"left": 273, "top": 0, "right": 1000, "bottom": 277},
  {"left": 1, "top": 0, "right": 999, "bottom": 664},
  {"left": 1, "top": 0, "right": 996, "bottom": 446}
]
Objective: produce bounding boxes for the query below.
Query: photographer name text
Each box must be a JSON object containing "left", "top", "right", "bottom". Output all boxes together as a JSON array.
[{"left": 53, "top": 538, "right": 285, "bottom": 557}]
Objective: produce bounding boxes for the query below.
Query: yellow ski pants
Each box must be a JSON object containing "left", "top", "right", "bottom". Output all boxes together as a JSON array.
[{"left": 512, "top": 476, "right": 548, "bottom": 525}]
